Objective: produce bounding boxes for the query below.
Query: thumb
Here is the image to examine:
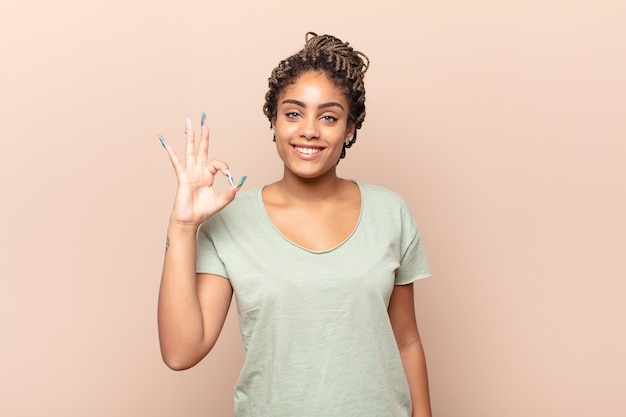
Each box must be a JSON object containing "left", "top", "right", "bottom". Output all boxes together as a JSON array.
[{"left": 215, "top": 184, "right": 240, "bottom": 211}]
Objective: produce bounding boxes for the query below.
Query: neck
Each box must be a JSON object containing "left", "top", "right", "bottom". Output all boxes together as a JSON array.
[{"left": 276, "top": 167, "right": 346, "bottom": 202}]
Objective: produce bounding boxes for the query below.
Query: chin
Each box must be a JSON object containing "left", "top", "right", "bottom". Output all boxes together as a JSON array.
[{"left": 285, "top": 164, "right": 337, "bottom": 181}]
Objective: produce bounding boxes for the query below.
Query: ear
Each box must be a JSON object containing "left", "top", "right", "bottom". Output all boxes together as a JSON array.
[
  {"left": 345, "top": 124, "right": 356, "bottom": 144},
  {"left": 271, "top": 118, "right": 277, "bottom": 142}
]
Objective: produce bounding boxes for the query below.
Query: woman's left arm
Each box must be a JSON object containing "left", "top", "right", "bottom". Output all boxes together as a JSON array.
[{"left": 388, "top": 283, "right": 432, "bottom": 417}]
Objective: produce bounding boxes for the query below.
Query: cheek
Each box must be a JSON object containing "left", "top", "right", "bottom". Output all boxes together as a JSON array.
[{"left": 274, "top": 123, "right": 298, "bottom": 140}]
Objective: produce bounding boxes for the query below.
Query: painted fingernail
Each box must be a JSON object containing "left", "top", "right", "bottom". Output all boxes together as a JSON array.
[
  {"left": 200, "top": 112, "right": 206, "bottom": 127},
  {"left": 157, "top": 134, "right": 166, "bottom": 148},
  {"left": 185, "top": 118, "right": 192, "bottom": 134},
  {"left": 236, "top": 176, "right": 247, "bottom": 189},
  {"left": 225, "top": 171, "right": 234, "bottom": 187}
]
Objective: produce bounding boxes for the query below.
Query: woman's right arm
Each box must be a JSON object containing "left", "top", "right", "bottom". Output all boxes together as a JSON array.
[
  {"left": 157, "top": 117, "right": 243, "bottom": 370},
  {"left": 158, "top": 222, "right": 233, "bottom": 370}
]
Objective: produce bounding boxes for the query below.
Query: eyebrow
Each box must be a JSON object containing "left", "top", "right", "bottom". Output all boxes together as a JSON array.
[{"left": 280, "top": 99, "right": 345, "bottom": 111}]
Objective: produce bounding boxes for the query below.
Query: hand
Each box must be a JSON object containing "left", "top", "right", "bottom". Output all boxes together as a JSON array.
[{"left": 160, "top": 117, "right": 244, "bottom": 227}]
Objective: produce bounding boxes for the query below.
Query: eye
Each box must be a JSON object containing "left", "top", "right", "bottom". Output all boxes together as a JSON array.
[
  {"left": 321, "top": 115, "right": 337, "bottom": 123},
  {"left": 285, "top": 111, "right": 301, "bottom": 119}
]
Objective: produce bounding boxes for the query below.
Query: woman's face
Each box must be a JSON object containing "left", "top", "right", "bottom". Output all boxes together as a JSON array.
[{"left": 272, "top": 70, "right": 354, "bottom": 181}]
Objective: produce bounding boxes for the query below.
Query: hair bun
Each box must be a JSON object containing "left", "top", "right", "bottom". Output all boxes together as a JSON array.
[{"left": 303, "top": 32, "right": 369, "bottom": 76}]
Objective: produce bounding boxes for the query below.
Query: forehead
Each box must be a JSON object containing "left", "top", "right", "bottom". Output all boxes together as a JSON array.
[{"left": 278, "top": 70, "right": 348, "bottom": 105}]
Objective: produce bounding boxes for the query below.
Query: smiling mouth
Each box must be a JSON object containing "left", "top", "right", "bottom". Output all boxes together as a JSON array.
[{"left": 293, "top": 145, "right": 323, "bottom": 155}]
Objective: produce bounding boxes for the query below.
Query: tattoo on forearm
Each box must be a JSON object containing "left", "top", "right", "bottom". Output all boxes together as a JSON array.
[{"left": 165, "top": 237, "right": 170, "bottom": 253}]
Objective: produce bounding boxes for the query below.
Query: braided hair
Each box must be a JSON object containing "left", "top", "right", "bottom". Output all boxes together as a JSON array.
[{"left": 263, "top": 32, "right": 369, "bottom": 160}]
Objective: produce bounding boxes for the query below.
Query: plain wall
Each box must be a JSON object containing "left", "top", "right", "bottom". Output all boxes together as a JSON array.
[{"left": 1, "top": 1, "right": 624, "bottom": 416}]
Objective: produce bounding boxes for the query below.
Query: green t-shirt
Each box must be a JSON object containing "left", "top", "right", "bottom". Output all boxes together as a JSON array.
[{"left": 197, "top": 182, "right": 431, "bottom": 417}]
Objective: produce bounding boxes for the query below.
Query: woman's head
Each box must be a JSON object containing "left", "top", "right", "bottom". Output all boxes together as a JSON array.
[{"left": 263, "top": 32, "right": 369, "bottom": 160}]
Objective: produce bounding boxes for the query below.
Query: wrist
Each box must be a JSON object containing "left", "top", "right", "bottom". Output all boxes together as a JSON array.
[{"left": 167, "top": 219, "right": 201, "bottom": 236}]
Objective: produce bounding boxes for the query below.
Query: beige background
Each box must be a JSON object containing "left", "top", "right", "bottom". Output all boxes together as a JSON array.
[{"left": 1, "top": 0, "right": 624, "bottom": 416}]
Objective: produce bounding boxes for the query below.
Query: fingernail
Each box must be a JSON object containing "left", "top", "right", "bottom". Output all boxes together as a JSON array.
[
  {"left": 236, "top": 176, "right": 247, "bottom": 189},
  {"left": 200, "top": 112, "right": 206, "bottom": 127},
  {"left": 225, "top": 170, "right": 234, "bottom": 187},
  {"left": 157, "top": 134, "right": 166, "bottom": 148},
  {"left": 185, "top": 118, "right": 192, "bottom": 134}
]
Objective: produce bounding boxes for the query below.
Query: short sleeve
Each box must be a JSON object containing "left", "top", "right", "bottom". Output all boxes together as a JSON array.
[
  {"left": 196, "top": 223, "right": 229, "bottom": 278},
  {"left": 394, "top": 201, "right": 431, "bottom": 285},
  {"left": 395, "top": 228, "right": 431, "bottom": 285}
]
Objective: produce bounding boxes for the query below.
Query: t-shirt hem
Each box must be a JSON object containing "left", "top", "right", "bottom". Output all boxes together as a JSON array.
[
  {"left": 195, "top": 269, "right": 230, "bottom": 280},
  {"left": 395, "top": 272, "right": 432, "bottom": 285}
]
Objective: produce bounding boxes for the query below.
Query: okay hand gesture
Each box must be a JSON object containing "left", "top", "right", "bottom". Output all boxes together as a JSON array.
[{"left": 159, "top": 115, "right": 246, "bottom": 228}]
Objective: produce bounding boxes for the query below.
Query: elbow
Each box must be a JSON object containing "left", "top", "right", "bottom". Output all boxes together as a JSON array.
[
  {"left": 160, "top": 349, "right": 201, "bottom": 371},
  {"left": 162, "top": 356, "right": 194, "bottom": 371},
  {"left": 396, "top": 335, "right": 423, "bottom": 355},
  {"left": 160, "top": 344, "right": 212, "bottom": 371},
  {"left": 161, "top": 349, "right": 202, "bottom": 371}
]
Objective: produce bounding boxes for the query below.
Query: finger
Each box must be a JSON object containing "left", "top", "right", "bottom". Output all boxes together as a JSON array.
[
  {"left": 206, "top": 159, "right": 240, "bottom": 188},
  {"left": 197, "top": 122, "right": 210, "bottom": 166},
  {"left": 206, "top": 159, "right": 231, "bottom": 177},
  {"left": 185, "top": 117, "right": 195, "bottom": 169},
  {"left": 214, "top": 185, "right": 239, "bottom": 212},
  {"left": 159, "top": 135, "right": 184, "bottom": 178}
]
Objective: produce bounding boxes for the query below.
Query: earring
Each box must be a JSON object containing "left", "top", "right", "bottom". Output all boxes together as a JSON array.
[
  {"left": 345, "top": 130, "right": 357, "bottom": 149},
  {"left": 271, "top": 127, "right": 276, "bottom": 142}
]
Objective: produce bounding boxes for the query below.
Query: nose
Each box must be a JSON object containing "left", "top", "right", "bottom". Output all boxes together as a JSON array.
[{"left": 299, "top": 115, "right": 320, "bottom": 140}]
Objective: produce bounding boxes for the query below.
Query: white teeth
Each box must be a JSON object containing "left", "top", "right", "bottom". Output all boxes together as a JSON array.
[{"left": 294, "top": 146, "right": 322, "bottom": 155}]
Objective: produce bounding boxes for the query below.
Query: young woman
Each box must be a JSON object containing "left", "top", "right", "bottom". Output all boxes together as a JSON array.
[{"left": 158, "top": 33, "right": 433, "bottom": 417}]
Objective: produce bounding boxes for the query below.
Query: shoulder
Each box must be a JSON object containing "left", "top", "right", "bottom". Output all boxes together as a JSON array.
[
  {"left": 356, "top": 181, "right": 418, "bottom": 232},
  {"left": 357, "top": 182, "right": 411, "bottom": 210}
]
